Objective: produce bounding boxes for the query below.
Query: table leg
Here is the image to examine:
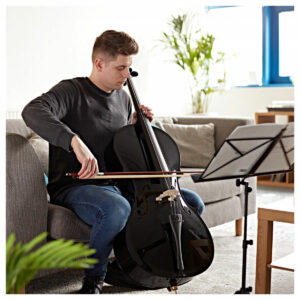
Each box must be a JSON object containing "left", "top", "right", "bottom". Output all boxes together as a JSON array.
[
  {"left": 255, "top": 218, "right": 273, "bottom": 294},
  {"left": 235, "top": 218, "right": 243, "bottom": 236}
]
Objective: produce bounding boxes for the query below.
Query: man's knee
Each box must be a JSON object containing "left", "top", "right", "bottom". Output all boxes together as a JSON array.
[
  {"left": 100, "top": 196, "right": 131, "bottom": 231},
  {"left": 181, "top": 188, "right": 205, "bottom": 216},
  {"left": 197, "top": 202, "right": 205, "bottom": 215},
  {"left": 115, "top": 198, "right": 131, "bottom": 222}
]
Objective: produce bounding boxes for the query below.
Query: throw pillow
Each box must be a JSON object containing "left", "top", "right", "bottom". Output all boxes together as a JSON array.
[{"left": 156, "top": 122, "right": 215, "bottom": 168}]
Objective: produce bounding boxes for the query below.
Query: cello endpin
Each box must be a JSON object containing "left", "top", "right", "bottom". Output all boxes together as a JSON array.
[{"left": 167, "top": 285, "right": 178, "bottom": 293}]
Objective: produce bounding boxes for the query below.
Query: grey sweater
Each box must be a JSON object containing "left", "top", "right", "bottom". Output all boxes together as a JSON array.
[{"left": 22, "top": 77, "right": 132, "bottom": 200}]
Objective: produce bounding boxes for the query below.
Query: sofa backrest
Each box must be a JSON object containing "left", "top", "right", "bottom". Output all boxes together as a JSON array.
[{"left": 7, "top": 116, "right": 254, "bottom": 173}]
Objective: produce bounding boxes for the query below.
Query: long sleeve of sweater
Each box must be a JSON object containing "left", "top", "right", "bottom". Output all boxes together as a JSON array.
[
  {"left": 22, "top": 80, "right": 76, "bottom": 152},
  {"left": 22, "top": 77, "right": 133, "bottom": 199}
]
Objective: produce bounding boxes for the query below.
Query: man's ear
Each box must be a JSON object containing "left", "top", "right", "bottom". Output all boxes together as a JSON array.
[{"left": 94, "top": 57, "right": 104, "bottom": 71}]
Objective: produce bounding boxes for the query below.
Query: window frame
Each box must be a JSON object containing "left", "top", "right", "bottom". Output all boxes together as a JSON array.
[{"left": 262, "top": 6, "right": 294, "bottom": 87}]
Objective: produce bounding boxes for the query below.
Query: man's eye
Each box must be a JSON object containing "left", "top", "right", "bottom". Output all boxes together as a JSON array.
[{"left": 117, "top": 67, "right": 125, "bottom": 71}]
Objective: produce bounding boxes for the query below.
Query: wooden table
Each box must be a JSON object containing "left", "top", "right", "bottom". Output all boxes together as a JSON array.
[{"left": 255, "top": 207, "right": 294, "bottom": 294}]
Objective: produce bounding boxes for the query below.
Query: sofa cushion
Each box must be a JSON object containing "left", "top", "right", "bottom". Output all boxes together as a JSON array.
[
  {"left": 47, "top": 203, "right": 91, "bottom": 242},
  {"left": 174, "top": 116, "right": 254, "bottom": 150},
  {"left": 201, "top": 195, "right": 243, "bottom": 228},
  {"left": 156, "top": 122, "right": 215, "bottom": 168},
  {"left": 179, "top": 168, "right": 242, "bottom": 204}
]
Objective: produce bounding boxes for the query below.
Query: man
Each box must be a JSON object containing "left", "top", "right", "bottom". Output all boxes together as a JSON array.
[{"left": 22, "top": 30, "right": 204, "bottom": 294}]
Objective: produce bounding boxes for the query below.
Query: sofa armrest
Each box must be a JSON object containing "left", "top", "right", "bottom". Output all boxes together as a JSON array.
[
  {"left": 6, "top": 133, "right": 48, "bottom": 243},
  {"left": 174, "top": 116, "right": 254, "bottom": 150}
]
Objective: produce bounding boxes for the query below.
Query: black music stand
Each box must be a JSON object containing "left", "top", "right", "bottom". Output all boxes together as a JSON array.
[{"left": 191, "top": 122, "right": 294, "bottom": 294}]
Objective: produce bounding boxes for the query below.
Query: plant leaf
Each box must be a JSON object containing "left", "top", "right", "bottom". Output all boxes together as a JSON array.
[{"left": 6, "top": 232, "right": 98, "bottom": 294}]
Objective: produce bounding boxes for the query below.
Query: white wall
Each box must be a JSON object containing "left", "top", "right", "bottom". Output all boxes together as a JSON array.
[
  {"left": 208, "top": 86, "right": 294, "bottom": 118},
  {"left": 6, "top": 3, "right": 295, "bottom": 120}
]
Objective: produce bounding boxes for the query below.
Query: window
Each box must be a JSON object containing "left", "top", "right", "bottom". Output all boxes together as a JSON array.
[
  {"left": 262, "top": 6, "right": 294, "bottom": 85},
  {"left": 279, "top": 11, "right": 295, "bottom": 78},
  {"left": 206, "top": 6, "right": 294, "bottom": 87}
]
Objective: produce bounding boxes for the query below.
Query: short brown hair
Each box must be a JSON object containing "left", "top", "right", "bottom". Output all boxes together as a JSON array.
[{"left": 92, "top": 30, "right": 139, "bottom": 62}]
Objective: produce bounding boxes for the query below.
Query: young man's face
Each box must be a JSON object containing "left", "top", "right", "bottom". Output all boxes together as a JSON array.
[{"left": 100, "top": 54, "right": 132, "bottom": 92}]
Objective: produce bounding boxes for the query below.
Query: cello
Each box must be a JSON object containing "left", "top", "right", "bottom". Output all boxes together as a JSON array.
[{"left": 104, "top": 69, "right": 214, "bottom": 291}]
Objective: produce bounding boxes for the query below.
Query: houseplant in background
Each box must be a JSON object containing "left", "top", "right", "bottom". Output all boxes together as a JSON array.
[
  {"left": 160, "top": 14, "right": 226, "bottom": 113},
  {"left": 6, "top": 232, "right": 98, "bottom": 294}
]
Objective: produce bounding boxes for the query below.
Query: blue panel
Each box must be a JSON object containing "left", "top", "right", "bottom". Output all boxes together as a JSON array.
[
  {"left": 262, "top": 6, "right": 271, "bottom": 85},
  {"left": 262, "top": 6, "right": 294, "bottom": 86}
]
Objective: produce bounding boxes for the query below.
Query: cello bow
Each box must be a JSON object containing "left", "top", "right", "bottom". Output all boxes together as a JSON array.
[{"left": 66, "top": 170, "right": 203, "bottom": 179}]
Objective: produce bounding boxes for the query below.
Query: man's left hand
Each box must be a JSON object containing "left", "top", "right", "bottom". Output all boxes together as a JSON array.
[{"left": 132, "top": 105, "right": 154, "bottom": 124}]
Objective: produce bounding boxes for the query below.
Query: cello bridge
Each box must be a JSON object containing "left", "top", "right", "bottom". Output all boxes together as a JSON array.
[{"left": 155, "top": 189, "right": 179, "bottom": 202}]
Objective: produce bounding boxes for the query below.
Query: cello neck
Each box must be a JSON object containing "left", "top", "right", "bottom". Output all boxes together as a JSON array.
[{"left": 126, "top": 71, "right": 169, "bottom": 172}]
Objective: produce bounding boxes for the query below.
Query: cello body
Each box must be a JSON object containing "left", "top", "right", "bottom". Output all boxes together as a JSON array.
[{"left": 105, "top": 71, "right": 214, "bottom": 290}]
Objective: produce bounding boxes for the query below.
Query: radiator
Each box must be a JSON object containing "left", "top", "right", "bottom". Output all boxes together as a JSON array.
[{"left": 6, "top": 111, "right": 22, "bottom": 119}]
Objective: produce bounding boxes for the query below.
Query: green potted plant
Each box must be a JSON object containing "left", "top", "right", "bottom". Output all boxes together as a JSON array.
[
  {"left": 160, "top": 14, "right": 226, "bottom": 113},
  {"left": 6, "top": 232, "right": 98, "bottom": 294}
]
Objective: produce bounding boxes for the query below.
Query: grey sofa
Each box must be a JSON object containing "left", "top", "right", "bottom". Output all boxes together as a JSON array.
[{"left": 6, "top": 116, "right": 256, "bottom": 279}]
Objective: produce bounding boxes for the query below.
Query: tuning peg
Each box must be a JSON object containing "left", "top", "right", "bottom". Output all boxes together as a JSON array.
[{"left": 129, "top": 68, "right": 138, "bottom": 77}]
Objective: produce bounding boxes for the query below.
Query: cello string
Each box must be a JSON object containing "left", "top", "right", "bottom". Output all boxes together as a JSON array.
[{"left": 127, "top": 75, "right": 172, "bottom": 191}]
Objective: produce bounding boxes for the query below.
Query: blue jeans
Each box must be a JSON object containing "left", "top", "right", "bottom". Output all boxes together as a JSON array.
[{"left": 54, "top": 184, "right": 204, "bottom": 280}]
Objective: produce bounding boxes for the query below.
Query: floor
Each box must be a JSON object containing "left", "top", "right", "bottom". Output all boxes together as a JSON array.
[{"left": 26, "top": 185, "right": 295, "bottom": 294}]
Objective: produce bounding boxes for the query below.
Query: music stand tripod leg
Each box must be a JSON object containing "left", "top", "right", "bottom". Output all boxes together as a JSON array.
[{"left": 235, "top": 178, "right": 253, "bottom": 294}]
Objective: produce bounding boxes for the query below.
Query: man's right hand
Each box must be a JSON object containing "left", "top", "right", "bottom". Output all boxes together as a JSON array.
[{"left": 71, "top": 135, "right": 99, "bottom": 179}]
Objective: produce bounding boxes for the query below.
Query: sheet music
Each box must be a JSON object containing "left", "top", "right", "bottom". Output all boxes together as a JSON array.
[
  {"left": 203, "top": 140, "right": 272, "bottom": 179},
  {"left": 229, "top": 123, "right": 286, "bottom": 139},
  {"left": 256, "top": 123, "right": 294, "bottom": 173},
  {"left": 198, "top": 123, "right": 294, "bottom": 181}
]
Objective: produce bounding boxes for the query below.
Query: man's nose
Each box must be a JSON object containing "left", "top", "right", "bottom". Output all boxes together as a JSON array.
[{"left": 123, "top": 68, "right": 131, "bottom": 78}]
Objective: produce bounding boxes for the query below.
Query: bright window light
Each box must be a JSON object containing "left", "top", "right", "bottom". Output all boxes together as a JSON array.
[
  {"left": 206, "top": 6, "right": 262, "bottom": 86},
  {"left": 279, "top": 10, "right": 295, "bottom": 79}
]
